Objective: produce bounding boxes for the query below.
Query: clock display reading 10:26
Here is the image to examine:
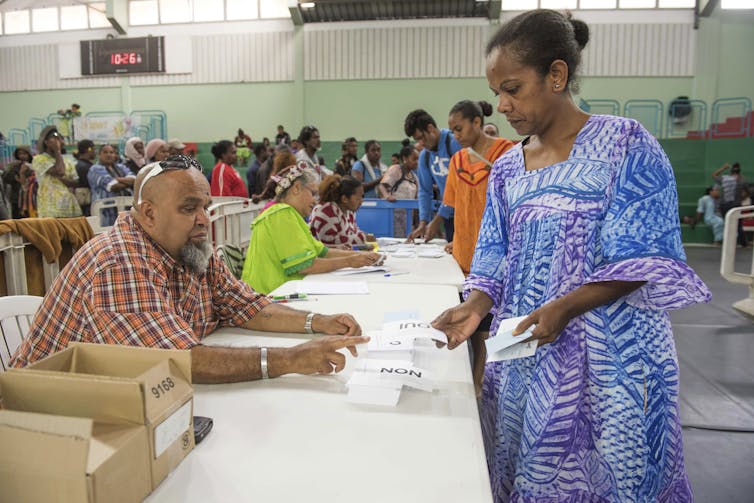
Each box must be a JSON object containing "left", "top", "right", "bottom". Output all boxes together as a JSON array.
[
  {"left": 111, "top": 52, "right": 143, "bottom": 65},
  {"left": 80, "top": 36, "right": 165, "bottom": 75}
]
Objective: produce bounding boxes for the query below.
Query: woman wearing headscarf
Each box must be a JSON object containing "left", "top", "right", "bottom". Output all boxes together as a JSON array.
[
  {"left": 144, "top": 139, "right": 169, "bottom": 164},
  {"left": 241, "top": 163, "right": 382, "bottom": 294},
  {"left": 32, "top": 125, "right": 82, "bottom": 218},
  {"left": 123, "top": 137, "right": 146, "bottom": 173}
]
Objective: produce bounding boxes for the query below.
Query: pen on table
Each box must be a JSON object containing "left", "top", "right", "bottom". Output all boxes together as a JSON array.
[
  {"left": 384, "top": 272, "right": 409, "bottom": 277},
  {"left": 272, "top": 293, "right": 308, "bottom": 300},
  {"left": 273, "top": 298, "right": 317, "bottom": 303}
]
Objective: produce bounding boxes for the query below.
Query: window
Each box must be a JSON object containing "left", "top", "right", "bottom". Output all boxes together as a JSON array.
[
  {"left": 32, "top": 7, "right": 59, "bottom": 32},
  {"left": 61, "top": 5, "right": 89, "bottom": 31},
  {"left": 260, "top": 0, "right": 291, "bottom": 19},
  {"left": 721, "top": 0, "right": 753, "bottom": 8},
  {"left": 130, "top": 0, "right": 159, "bottom": 25},
  {"left": 579, "top": 0, "right": 617, "bottom": 8},
  {"left": 501, "top": 0, "right": 538, "bottom": 9},
  {"left": 0, "top": 13, "right": 3, "bottom": 35},
  {"left": 194, "top": 0, "right": 224, "bottom": 22},
  {"left": 160, "top": 0, "right": 192, "bottom": 23},
  {"left": 4, "top": 10, "right": 30, "bottom": 35},
  {"left": 619, "top": 0, "right": 657, "bottom": 7},
  {"left": 658, "top": 0, "right": 694, "bottom": 6},
  {"left": 88, "top": 3, "right": 111, "bottom": 28},
  {"left": 227, "top": 0, "right": 259, "bottom": 20},
  {"left": 541, "top": 0, "right": 577, "bottom": 8}
]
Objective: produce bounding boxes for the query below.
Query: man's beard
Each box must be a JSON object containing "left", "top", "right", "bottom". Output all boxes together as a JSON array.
[{"left": 180, "top": 239, "right": 213, "bottom": 275}]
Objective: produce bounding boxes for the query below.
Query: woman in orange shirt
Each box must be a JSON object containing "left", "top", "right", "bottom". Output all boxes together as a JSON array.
[{"left": 444, "top": 100, "right": 513, "bottom": 274}]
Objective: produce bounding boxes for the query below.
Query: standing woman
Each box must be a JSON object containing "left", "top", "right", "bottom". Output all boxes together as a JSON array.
[
  {"left": 88, "top": 144, "right": 136, "bottom": 226},
  {"left": 432, "top": 10, "right": 710, "bottom": 502},
  {"left": 444, "top": 100, "right": 514, "bottom": 275},
  {"left": 310, "top": 174, "right": 374, "bottom": 247},
  {"left": 377, "top": 142, "right": 420, "bottom": 237},
  {"left": 33, "top": 126, "right": 81, "bottom": 218},
  {"left": 210, "top": 140, "right": 248, "bottom": 198},
  {"left": 241, "top": 163, "right": 382, "bottom": 294},
  {"left": 123, "top": 137, "right": 146, "bottom": 173}
]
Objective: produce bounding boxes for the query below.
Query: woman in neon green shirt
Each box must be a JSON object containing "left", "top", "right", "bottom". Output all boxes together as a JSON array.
[{"left": 241, "top": 162, "right": 382, "bottom": 294}]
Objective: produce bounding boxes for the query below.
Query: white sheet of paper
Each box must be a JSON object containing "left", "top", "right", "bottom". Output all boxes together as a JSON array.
[
  {"left": 367, "top": 330, "right": 416, "bottom": 351},
  {"left": 382, "top": 319, "right": 448, "bottom": 344},
  {"left": 333, "top": 266, "right": 390, "bottom": 276},
  {"left": 347, "top": 383, "right": 402, "bottom": 406},
  {"left": 296, "top": 281, "right": 369, "bottom": 295},
  {"left": 417, "top": 249, "right": 445, "bottom": 258},
  {"left": 353, "top": 359, "right": 435, "bottom": 392},
  {"left": 485, "top": 316, "right": 534, "bottom": 354},
  {"left": 486, "top": 340, "right": 537, "bottom": 362}
]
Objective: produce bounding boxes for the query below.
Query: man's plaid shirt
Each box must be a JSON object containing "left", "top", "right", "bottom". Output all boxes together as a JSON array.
[{"left": 11, "top": 213, "right": 270, "bottom": 367}]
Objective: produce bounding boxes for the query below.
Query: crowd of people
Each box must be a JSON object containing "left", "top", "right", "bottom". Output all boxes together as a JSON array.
[{"left": 2, "top": 8, "right": 733, "bottom": 502}]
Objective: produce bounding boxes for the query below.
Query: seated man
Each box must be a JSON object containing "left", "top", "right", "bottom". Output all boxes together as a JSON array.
[{"left": 11, "top": 155, "right": 368, "bottom": 383}]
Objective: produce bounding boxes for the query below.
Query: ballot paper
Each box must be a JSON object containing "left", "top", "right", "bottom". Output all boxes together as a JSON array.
[
  {"left": 381, "top": 319, "right": 448, "bottom": 344},
  {"left": 366, "top": 330, "right": 415, "bottom": 361},
  {"left": 333, "top": 265, "right": 390, "bottom": 276},
  {"left": 295, "top": 281, "right": 369, "bottom": 295},
  {"left": 485, "top": 315, "right": 538, "bottom": 362},
  {"left": 417, "top": 248, "right": 445, "bottom": 259},
  {"left": 349, "top": 359, "right": 435, "bottom": 393}
]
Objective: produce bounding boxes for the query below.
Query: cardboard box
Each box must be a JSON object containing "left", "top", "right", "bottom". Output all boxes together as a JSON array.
[
  {"left": 0, "top": 409, "right": 151, "bottom": 503},
  {"left": 0, "top": 342, "right": 194, "bottom": 490}
]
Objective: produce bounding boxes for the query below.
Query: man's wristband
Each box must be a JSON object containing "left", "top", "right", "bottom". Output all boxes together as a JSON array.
[
  {"left": 260, "top": 347, "right": 269, "bottom": 379},
  {"left": 305, "top": 312, "right": 316, "bottom": 334}
]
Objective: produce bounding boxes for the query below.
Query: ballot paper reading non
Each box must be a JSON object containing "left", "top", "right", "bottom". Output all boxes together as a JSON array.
[
  {"left": 348, "top": 359, "right": 435, "bottom": 393},
  {"left": 381, "top": 319, "right": 448, "bottom": 344},
  {"left": 485, "top": 315, "right": 538, "bottom": 362}
]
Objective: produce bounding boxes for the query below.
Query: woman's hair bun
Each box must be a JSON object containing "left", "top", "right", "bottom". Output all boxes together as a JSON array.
[
  {"left": 478, "top": 101, "right": 493, "bottom": 117},
  {"left": 570, "top": 18, "right": 590, "bottom": 51}
]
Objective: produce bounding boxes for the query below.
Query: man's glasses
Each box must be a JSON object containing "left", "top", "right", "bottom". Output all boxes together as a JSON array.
[{"left": 137, "top": 155, "right": 202, "bottom": 204}]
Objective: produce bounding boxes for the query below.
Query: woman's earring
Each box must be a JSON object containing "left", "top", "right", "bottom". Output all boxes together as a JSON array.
[{"left": 554, "top": 84, "right": 560, "bottom": 89}]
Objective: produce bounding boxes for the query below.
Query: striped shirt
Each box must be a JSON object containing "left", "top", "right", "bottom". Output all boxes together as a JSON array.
[{"left": 11, "top": 212, "right": 270, "bottom": 367}]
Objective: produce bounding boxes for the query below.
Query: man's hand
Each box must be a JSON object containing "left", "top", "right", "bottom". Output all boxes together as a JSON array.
[
  {"left": 313, "top": 313, "right": 362, "bottom": 337},
  {"left": 407, "top": 221, "right": 427, "bottom": 242},
  {"left": 424, "top": 216, "right": 443, "bottom": 242},
  {"left": 288, "top": 335, "right": 370, "bottom": 374}
]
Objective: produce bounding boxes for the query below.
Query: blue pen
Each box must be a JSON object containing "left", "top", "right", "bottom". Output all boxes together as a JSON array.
[{"left": 384, "top": 272, "right": 409, "bottom": 277}]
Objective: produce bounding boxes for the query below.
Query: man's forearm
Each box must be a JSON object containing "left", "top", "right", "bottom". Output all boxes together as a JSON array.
[
  {"left": 243, "top": 303, "right": 310, "bottom": 333},
  {"left": 191, "top": 345, "right": 293, "bottom": 384}
]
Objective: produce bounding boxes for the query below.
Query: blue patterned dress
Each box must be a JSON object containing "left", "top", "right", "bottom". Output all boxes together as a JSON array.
[{"left": 466, "top": 115, "right": 710, "bottom": 502}]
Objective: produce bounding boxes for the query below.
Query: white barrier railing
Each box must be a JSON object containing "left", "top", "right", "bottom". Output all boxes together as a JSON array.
[
  {"left": 208, "top": 199, "right": 264, "bottom": 252},
  {"left": 720, "top": 205, "right": 754, "bottom": 316}
]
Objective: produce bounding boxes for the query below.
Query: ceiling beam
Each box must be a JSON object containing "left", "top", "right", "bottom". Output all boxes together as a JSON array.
[{"left": 288, "top": 0, "right": 304, "bottom": 26}]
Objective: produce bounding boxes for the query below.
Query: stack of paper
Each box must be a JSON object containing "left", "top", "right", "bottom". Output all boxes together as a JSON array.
[
  {"left": 485, "top": 315, "right": 538, "bottom": 362},
  {"left": 347, "top": 360, "right": 435, "bottom": 406},
  {"left": 333, "top": 265, "right": 390, "bottom": 276}
]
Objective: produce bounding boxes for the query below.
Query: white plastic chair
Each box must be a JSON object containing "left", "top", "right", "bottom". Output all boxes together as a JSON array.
[{"left": 0, "top": 295, "right": 43, "bottom": 371}]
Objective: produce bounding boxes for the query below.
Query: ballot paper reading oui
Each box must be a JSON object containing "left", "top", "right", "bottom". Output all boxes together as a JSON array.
[
  {"left": 381, "top": 319, "right": 448, "bottom": 344},
  {"left": 366, "top": 330, "right": 415, "bottom": 361},
  {"left": 485, "top": 315, "right": 537, "bottom": 362}
]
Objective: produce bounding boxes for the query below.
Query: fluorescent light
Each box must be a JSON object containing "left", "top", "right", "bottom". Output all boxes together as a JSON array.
[{"left": 300, "top": 2, "right": 316, "bottom": 8}]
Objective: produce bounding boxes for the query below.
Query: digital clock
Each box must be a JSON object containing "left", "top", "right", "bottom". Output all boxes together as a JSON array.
[{"left": 80, "top": 36, "right": 165, "bottom": 75}]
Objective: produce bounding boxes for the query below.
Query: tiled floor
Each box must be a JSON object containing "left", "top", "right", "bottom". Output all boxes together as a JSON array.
[{"left": 674, "top": 246, "right": 754, "bottom": 503}]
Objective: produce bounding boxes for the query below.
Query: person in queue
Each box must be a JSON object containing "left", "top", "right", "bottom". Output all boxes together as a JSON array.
[
  {"left": 241, "top": 162, "right": 382, "bottom": 294},
  {"left": 11, "top": 155, "right": 368, "bottom": 382},
  {"left": 404, "top": 110, "right": 461, "bottom": 242},
  {"left": 431, "top": 10, "right": 710, "bottom": 501}
]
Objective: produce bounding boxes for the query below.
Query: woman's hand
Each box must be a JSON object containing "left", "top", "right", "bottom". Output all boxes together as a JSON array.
[
  {"left": 346, "top": 251, "right": 383, "bottom": 268},
  {"left": 444, "top": 241, "right": 453, "bottom": 254},
  {"left": 512, "top": 299, "right": 572, "bottom": 347},
  {"left": 386, "top": 195, "right": 397, "bottom": 202},
  {"left": 432, "top": 303, "right": 484, "bottom": 350}
]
